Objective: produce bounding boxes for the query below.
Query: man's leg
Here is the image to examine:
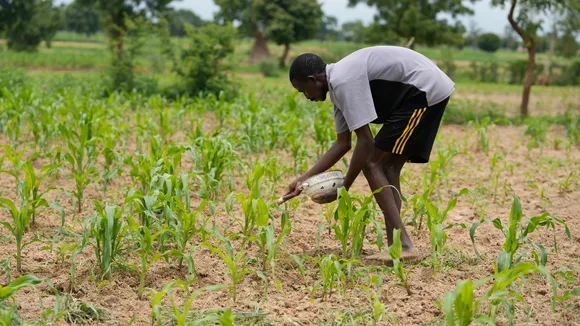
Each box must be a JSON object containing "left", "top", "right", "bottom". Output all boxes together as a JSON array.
[
  {"left": 381, "top": 154, "right": 407, "bottom": 213},
  {"left": 362, "top": 149, "right": 414, "bottom": 251}
]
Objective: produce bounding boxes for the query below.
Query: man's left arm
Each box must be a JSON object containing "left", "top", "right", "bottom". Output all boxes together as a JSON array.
[{"left": 342, "top": 124, "right": 374, "bottom": 190}]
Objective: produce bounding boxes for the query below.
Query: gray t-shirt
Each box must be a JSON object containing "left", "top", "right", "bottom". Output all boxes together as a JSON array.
[{"left": 327, "top": 46, "right": 455, "bottom": 133}]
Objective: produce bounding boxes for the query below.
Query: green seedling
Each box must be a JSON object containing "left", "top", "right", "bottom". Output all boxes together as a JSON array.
[
  {"left": 472, "top": 195, "right": 571, "bottom": 273},
  {"left": 126, "top": 215, "right": 170, "bottom": 297},
  {"left": 425, "top": 188, "right": 469, "bottom": 275},
  {"left": 0, "top": 275, "right": 43, "bottom": 325},
  {"left": 389, "top": 229, "right": 411, "bottom": 295},
  {"left": 0, "top": 198, "right": 39, "bottom": 272},
  {"left": 150, "top": 280, "right": 228, "bottom": 326},
  {"left": 203, "top": 234, "right": 252, "bottom": 303},
  {"left": 91, "top": 202, "right": 128, "bottom": 280},
  {"left": 189, "top": 135, "right": 236, "bottom": 199},
  {"left": 443, "top": 262, "right": 548, "bottom": 326},
  {"left": 311, "top": 254, "right": 359, "bottom": 299},
  {"left": 333, "top": 187, "right": 377, "bottom": 258},
  {"left": 58, "top": 119, "right": 99, "bottom": 213},
  {"left": 468, "top": 116, "right": 492, "bottom": 154}
]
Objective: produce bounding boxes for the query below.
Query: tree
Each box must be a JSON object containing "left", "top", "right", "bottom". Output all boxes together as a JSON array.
[
  {"left": 348, "top": 0, "right": 475, "bottom": 49},
  {"left": 318, "top": 15, "right": 339, "bottom": 41},
  {"left": 0, "top": 0, "right": 62, "bottom": 52},
  {"left": 342, "top": 20, "right": 367, "bottom": 43},
  {"left": 63, "top": 0, "right": 100, "bottom": 36},
  {"left": 557, "top": 29, "right": 578, "bottom": 57},
  {"left": 467, "top": 20, "right": 482, "bottom": 50},
  {"left": 214, "top": 0, "right": 271, "bottom": 64},
  {"left": 555, "top": 0, "right": 579, "bottom": 58},
  {"left": 490, "top": 0, "right": 559, "bottom": 117},
  {"left": 478, "top": 33, "right": 501, "bottom": 52},
  {"left": 80, "top": 0, "right": 173, "bottom": 61},
  {"left": 167, "top": 9, "right": 204, "bottom": 37},
  {"left": 502, "top": 24, "right": 519, "bottom": 50},
  {"left": 254, "top": 0, "right": 323, "bottom": 67}
]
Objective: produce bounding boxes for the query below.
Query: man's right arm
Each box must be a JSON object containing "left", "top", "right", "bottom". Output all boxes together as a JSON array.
[
  {"left": 300, "top": 131, "right": 351, "bottom": 180},
  {"left": 280, "top": 131, "right": 351, "bottom": 202}
]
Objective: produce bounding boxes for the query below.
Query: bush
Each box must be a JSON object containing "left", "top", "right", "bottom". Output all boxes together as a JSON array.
[
  {"left": 478, "top": 33, "right": 501, "bottom": 53},
  {"left": 554, "top": 61, "right": 580, "bottom": 86},
  {"left": 168, "top": 23, "right": 238, "bottom": 97},
  {"left": 440, "top": 48, "right": 456, "bottom": 78},
  {"left": 259, "top": 59, "right": 280, "bottom": 77},
  {"left": 506, "top": 60, "right": 544, "bottom": 84}
]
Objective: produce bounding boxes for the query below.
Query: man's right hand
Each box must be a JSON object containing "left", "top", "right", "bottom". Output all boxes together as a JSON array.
[{"left": 280, "top": 177, "right": 304, "bottom": 203}]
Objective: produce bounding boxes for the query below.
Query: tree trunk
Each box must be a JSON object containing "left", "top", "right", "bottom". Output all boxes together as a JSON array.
[
  {"left": 280, "top": 43, "right": 290, "bottom": 68},
  {"left": 508, "top": 0, "right": 533, "bottom": 117},
  {"left": 247, "top": 23, "right": 271, "bottom": 64}
]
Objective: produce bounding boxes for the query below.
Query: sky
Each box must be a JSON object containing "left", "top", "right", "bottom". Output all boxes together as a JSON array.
[{"left": 56, "top": 0, "right": 551, "bottom": 36}]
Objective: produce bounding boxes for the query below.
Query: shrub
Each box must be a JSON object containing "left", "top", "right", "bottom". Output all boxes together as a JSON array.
[
  {"left": 440, "top": 48, "right": 457, "bottom": 78},
  {"left": 259, "top": 59, "right": 280, "bottom": 78},
  {"left": 168, "top": 23, "right": 238, "bottom": 97},
  {"left": 506, "top": 60, "right": 545, "bottom": 84},
  {"left": 554, "top": 61, "right": 580, "bottom": 86},
  {"left": 478, "top": 33, "right": 501, "bottom": 53}
]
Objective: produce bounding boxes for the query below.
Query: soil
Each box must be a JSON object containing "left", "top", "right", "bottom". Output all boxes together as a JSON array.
[{"left": 0, "top": 121, "right": 579, "bottom": 325}]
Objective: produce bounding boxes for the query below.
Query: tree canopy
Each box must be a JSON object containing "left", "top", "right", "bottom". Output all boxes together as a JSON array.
[
  {"left": 0, "top": 0, "right": 62, "bottom": 52},
  {"left": 348, "top": 0, "right": 475, "bottom": 48},
  {"left": 63, "top": 0, "right": 100, "bottom": 36}
]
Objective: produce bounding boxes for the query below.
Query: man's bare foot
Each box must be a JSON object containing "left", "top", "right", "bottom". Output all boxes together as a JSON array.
[{"left": 363, "top": 247, "right": 422, "bottom": 264}]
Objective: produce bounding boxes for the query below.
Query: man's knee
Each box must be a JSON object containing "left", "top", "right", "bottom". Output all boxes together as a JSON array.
[{"left": 362, "top": 160, "right": 383, "bottom": 176}]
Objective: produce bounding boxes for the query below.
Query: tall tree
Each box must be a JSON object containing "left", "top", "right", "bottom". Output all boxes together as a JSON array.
[
  {"left": 490, "top": 0, "right": 559, "bottom": 117},
  {"left": 503, "top": 24, "right": 519, "bottom": 50},
  {"left": 254, "top": 0, "right": 323, "bottom": 67},
  {"left": 348, "top": 0, "right": 475, "bottom": 49},
  {"left": 63, "top": 0, "right": 100, "bottom": 37},
  {"left": 318, "top": 15, "right": 339, "bottom": 41},
  {"left": 80, "top": 0, "right": 172, "bottom": 60},
  {"left": 0, "top": 0, "right": 62, "bottom": 52},
  {"left": 467, "top": 20, "right": 482, "bottom": 50},
  {"left": 342, "top": 20, "right": 368, "bottom": 43},
  {"left": 214, "top": 0, "right": 271, "bottom": 64},
  {"left": 167, "top": 9, "right": 204, "bottom": 37}
]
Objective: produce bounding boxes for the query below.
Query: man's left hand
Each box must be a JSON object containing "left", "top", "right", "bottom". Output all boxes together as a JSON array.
[{"left": 311, "top": 191, "right": 339, "bottom": 204}]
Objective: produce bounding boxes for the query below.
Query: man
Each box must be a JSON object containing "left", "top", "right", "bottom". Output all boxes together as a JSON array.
[{"left": 280, "top": 46, "right": 455, "bottom": 261}]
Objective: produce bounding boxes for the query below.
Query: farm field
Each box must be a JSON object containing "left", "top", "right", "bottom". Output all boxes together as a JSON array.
[{"left": 0, "top": 46, "right": 579, "bottom": 326}]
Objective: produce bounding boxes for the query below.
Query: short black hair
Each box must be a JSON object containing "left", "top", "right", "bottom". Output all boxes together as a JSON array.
[{"left": 289, "top": 53, "right": 326, "bottom": 82}]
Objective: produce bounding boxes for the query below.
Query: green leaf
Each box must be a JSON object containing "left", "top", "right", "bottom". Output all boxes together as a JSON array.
[{"left": 0, "top": 275, "right": 42, "bottom": 300}]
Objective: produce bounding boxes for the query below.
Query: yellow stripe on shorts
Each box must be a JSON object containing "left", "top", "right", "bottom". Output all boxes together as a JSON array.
[
  {"left": 395, "top": 107, "right": 427, "bottom": 154},
  {"left": 392, "top": 109, "right": 420, "bottom": 154}
]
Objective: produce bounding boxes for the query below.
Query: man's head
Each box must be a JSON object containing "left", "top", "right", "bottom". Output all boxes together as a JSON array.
[{"left": 289, "top": 53, "right": 328, "bottom": 102}]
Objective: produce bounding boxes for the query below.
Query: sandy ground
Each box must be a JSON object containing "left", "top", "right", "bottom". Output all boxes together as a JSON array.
[{"left": 0, "top": 120, "right": 579, "bottom": 325}]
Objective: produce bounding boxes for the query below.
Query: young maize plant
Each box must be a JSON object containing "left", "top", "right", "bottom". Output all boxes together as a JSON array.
[
  {"left": 425, "top": 188, "right": 470, "bottom": 275},
  {"left": 258, "top": 207, "right": 291, "bottom": 282},
  {"left": 58, "top": 118, "right": 99, "bottom": 213},
  {"left": 472, "top": 194, "right": 571, "bottom": 273},
  {"left": 468, "top": 116, "right": 492, "bottom": 154},
  {"left": 1, "top": 158, "right": 58, "bottom": 228},
  {"left": 126, "top": 214, "right": 170, "bottom": 298},
  {"left": 443, "top": 262, "right": 551, "bottom": 326},
  {"left": 0, "top": 198, "right": 36, "bottom": 272},
  {"left": 150, "top": 280, "right": 229, "bottom": 326},
  {"left": 311, "top": 254, "right": 358, "bottom": 299},
  {"left": 91, "top": 202, "right": 128, "bottom": 280},
  {"left": 238, "top": 164, "right": 270, "bottom": 242},
  {"left": 313, "top": 118, "right": 334, "bottom": 160},
  {"left": 203, "top": 233, "right": 253, "bottom": 303},
  {"left": 332, "top": 187, "right": 378, "bottom": 258},
  {"left": 388, "top": 229, "right": 412, "bottom": 295},
  {"left": 0, "top": 275, "right": 43, "bottom": 325},
  {"left": 189, "top": 134, "right": 236, "bottom": 199}
]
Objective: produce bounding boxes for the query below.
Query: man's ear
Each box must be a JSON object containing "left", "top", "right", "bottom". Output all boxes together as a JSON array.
[{"left": 307, "top": 75, "right": 316, "bottom": 83}]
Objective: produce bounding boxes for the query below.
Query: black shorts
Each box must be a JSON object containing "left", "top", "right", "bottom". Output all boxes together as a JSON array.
[{"left": 373, "top": 97, "right": 449, "bottom": 163}]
